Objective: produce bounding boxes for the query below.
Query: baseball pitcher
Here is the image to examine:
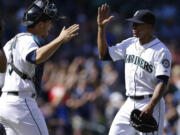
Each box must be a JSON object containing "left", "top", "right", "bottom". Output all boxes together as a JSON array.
[{"left": 97, "top": 4, "right": 171, "bottom": 135}]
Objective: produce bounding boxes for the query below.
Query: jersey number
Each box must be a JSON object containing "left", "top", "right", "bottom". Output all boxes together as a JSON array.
[{"left": 9, "top": 67, "right": 13, "bottom": 75}]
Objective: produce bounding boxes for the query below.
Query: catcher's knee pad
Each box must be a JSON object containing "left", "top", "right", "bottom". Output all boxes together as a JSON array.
[{"left": 0, "top": 123, "right": 6, "bottom": 135}]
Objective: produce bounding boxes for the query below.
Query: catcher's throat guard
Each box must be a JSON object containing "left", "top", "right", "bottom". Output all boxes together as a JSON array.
[{"left": 130, "top": 109, "right": 158, "bottom": 133}]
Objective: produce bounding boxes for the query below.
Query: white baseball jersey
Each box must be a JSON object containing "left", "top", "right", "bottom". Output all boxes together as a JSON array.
[
  {"left": 2, "top": 32, "right": 38, "bottom": 93},
  {"left": 0, "top": 73, "right": 5, "bottom": 88},
  {"left": 108, "top": 37, "right": 171, "bottom": 135},
  {"left": 0, "top": 32, "right": 49, "bottom": 135},
  {"left": 108, "top": 37, "right": 172, "bottom": 96}
]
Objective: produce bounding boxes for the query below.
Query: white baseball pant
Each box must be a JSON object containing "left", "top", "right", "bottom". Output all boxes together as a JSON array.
[
  {"left": 0, "top": 92, "right": 49, "bottom": 135},
  {"left": 108, "top": 97, "right": 165, "bottom": 135}
]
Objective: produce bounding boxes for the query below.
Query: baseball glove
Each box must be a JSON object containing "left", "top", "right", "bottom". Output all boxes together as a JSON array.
[{"left": 130, "top": 109, "right": 158, "bottom": 133}]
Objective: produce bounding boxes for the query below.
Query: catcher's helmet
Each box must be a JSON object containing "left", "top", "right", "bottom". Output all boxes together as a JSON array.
[{"left": 22, "top": 0, "right": 65, "bottom": 26}]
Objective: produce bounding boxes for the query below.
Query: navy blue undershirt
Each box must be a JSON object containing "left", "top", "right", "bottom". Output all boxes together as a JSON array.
[{"left": 156, "top": 75, "right": 169, "bottom": 85}]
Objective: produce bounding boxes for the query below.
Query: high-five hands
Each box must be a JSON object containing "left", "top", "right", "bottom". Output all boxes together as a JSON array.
[
  {"left": 58, "top": 24, "right": 79, "bottom": 43},
  {"left": 97, "top": 3, "right": 114, "bottom": 27}
]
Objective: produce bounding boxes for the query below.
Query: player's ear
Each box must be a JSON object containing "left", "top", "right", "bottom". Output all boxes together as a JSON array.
[
  {"left": 36, "top": 21, "right": 44, "bottom": 29},
  {"left": 147, "top": 24, "right": 153, "bottom": 29},
  {"left": 39, "top": 21, "right": 43, "bottom": 26}
]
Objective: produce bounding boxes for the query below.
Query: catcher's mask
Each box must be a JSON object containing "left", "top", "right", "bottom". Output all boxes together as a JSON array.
[{"left": 22, "top": 0, "right": 66, "bottom": 26}]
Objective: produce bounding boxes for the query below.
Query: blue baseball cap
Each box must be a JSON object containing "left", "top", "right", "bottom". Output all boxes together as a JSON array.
[{"left": 126, "top": 9, "right": 155, "bottom": 25}]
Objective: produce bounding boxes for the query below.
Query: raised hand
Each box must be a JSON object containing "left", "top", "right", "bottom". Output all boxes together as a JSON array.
[
  {"left": 97, "top": 3, "right": 114, "bottom": 27},
  {"left": 58, "top": 24, "right": 79, "bottom": 43}
]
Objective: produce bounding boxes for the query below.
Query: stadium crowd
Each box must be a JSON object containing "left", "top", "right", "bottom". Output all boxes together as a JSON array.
[{"left": 1, "top": 0, "right": 180, "bottom": 134}]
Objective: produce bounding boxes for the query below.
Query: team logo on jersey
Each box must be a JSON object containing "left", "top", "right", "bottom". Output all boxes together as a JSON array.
[
  {"left": 125, "top": 54, "right": 153, "bottom": 73},
  {"left": 162, "top": 59, "right": 170, "bottom": 68}
]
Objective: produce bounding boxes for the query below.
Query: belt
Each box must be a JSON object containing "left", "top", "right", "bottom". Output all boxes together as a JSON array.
[
  {"left": 129, "top": 94, "right": 152, "bottom": 100},
  {"left": 7, "top": 91, "right": 19, "bottom": 96},
  {"left": 7, "top": 91, "right": 35, "bottom": 98}
]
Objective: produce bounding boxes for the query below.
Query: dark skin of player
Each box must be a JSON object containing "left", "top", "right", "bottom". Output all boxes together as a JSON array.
[
  {"left": 132, "top": 23, "right": 155, "bottom": 45},
  {"left": 97, "top": 3, "right": 167, "bottom": 117},
  {"left": 0, "top": 20, "right": 6, "bottom": 73},
  {"left": 0, "top": 49, "right": 6, "bottom": 73}
]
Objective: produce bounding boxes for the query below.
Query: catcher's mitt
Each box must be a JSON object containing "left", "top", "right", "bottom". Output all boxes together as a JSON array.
[{"left": 130, "top": 109, "right": 158, "bottom": 133}]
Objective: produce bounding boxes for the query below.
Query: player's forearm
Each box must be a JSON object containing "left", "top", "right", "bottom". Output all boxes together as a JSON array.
[
  {"left": 149, "top": 82, "right": 167, "bottom": 108},
  {"left": 0, "top": 49, "right": 7, "bottom": 73},
  {"left": 97, "top": 26, "right": 109, "bottom": 60},
  {"left": 36, "top": 38, "right": 64, "bottom": 64}
]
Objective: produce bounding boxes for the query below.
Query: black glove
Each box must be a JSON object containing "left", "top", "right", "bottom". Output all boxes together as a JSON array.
[
  {"left": 129, "top": 109, "right": 158, "bottom": 133},
  {"left": 0, "top": 123, "right": 6, "bottom": 135}
]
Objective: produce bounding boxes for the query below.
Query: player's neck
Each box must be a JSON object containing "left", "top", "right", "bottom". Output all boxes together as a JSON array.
[
  {"left": 27, "top": 27, "right": 42, "bottom": 38},
  {"left": 139, "top": 35, "right": 155, "bottom": 45},
  {"left": 27, "top": 29, "right": 37, "bottom": 36}
]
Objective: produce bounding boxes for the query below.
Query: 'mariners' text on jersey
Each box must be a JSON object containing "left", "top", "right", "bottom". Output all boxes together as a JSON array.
[{"left": 125, "top": 54, "right": 153, "bottom": 73}]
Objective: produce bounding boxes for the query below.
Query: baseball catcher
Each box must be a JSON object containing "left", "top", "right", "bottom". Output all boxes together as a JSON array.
[{"left": 0, "top": 0, "right": 79, "bottom": 135}]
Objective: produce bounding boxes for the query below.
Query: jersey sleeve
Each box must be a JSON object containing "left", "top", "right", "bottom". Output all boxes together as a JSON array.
[
  {"left": 108, "top": 37, "right": 135, "bottom": 61},
  {"left": 3, "top": 38, "right": 14, "bottom": 63},
  {"left": 154, "top": 48, "right": 172, "bottom": 77},
  {"left": 21, "top": 36, "right": 39, "bottom": 63}
]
